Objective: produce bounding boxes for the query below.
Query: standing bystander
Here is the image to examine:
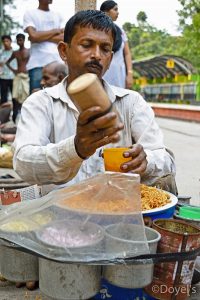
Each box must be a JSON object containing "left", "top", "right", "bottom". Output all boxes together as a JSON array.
[
  {"left": 6, "top": 33, "right": 30, "bottom": 122},
  {"left": 100, "top": 1, "right": 133, "bottom": 89},
  {"left": 0, "top": 35, "right": 17, "bottom": 107},
  {"left": 23, "top": 0, "right": 64, "bottom": 93}
]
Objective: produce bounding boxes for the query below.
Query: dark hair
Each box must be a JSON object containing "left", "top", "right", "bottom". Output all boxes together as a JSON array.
[
  {"left": 112, "top": 24, "right": 122, "bottom": 53},
  {"left": 1, "top": 35, "right": 12, "bottom": 42},
  {"left": 100, "top": 1, "right": 122, "bottom": 53},
  {"left": 100, "top": 0, "right": 117, "bottom": 12},
  {"left": 64, "top": 10, "right": 116, "bottom": 44},
  {"left": 16, "top": 33, "right": 25, "bottom": 40}
]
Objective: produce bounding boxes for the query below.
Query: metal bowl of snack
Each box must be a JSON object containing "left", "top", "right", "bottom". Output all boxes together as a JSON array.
[
  {"left": 0, "top": 212, "right": 52, "bottom": 282},
  {"left": 37, "top": 220, "right": 104, "bottom": 300},
  {"left": 103, "top": 225, "right": 161, "bottom": 288}
]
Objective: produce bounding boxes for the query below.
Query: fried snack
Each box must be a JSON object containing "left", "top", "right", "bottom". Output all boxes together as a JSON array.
[
  {"left": 141, "top": 184, "right": 171, "bottom": 210},
  {"left": 58, "top": 184, "right": 171, "bottom": 213},
  {"left": 58, "top": 186, "right": 133, "bottom": 214}
]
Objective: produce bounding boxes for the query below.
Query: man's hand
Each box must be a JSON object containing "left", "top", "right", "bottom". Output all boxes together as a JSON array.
[
  {"left": 75, "top": 106, "right": 124, "bottom": 159},
  {"left": 120, "top": 144, "right": 147, "bottom": 175},
  {"left": 126, "top": 73, "right": 133, "bottom": 89}
]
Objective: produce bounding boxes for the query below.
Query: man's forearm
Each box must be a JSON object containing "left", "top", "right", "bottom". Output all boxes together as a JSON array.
[
  {"left": 6, "top": 62, "right": 16, "bottom": 74},
  {"left": 13, "top": 137, "right": 83, "bottom": 185},
  {"left": 48, "top": 33, "right": 64, "bottom": 43},
  {"left": 28, "top": 29, "right": 62, "bottom": 43}
]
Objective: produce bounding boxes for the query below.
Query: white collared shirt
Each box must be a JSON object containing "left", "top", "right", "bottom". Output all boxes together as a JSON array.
[{"left": 13, "top": 78, "right": 175, "bottom": 190}]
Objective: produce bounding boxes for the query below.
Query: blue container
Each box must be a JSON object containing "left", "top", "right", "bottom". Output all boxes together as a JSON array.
[
  {"left": 94, "top": 279, "right": 157, "bottom": 300},
  {"left": 142, "top": 190, "right": 178, "bottom": 221},
  {"left": 143, "top": 205, "right": 176, "bottom": 220}
]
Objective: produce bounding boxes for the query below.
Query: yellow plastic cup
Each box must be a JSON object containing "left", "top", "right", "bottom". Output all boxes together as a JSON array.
[{"left": 103, "top": 148, "right": 131, "bottom": 172}]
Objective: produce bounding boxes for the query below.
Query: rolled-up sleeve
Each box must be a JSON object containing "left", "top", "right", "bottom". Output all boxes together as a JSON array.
[{"left": 13, "top": 92, "right": 83, "bottom": 185}]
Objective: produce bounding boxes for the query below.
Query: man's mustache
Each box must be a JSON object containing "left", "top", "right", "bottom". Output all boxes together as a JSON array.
[{"left": 85, "top": 61, "right": 103, "bottom": 70}]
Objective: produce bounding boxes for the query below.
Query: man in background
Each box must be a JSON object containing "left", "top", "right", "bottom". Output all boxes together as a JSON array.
[
  {"left": 23, "top": 0, "right": 64, "bottom": 93},
  {"left": 6, "top": 33, "right": 30, "bottom": 123},
  {"left": 31, "top": 61, "right": 68, "bottom": 93},
  {"left": 0, "top": 35, "right": 17, "bottom": 107},
  {"left": 40, "top": 61, "right": 68, "bottom": 88}
]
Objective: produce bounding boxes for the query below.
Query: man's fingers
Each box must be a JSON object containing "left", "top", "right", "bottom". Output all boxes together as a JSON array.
[
  {"left": 77, "top": 106, "right": 102, "bottom": 126},
  {"left": 93, "top": 132, "right": 121, "bottom": 149},
  {"left": 91, "top": 111, "right": 118, "bottom": 129},
  {"left": 129, "top": 161, "right": 148, "bottom": 174},
  {"left": 120, "top": 146, "right": 147, "bottom": 173},
  {"left": 92, "top": 124, "right": 123, "bottom": 142}
]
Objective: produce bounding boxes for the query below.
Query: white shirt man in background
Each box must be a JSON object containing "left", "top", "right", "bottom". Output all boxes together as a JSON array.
[{"left": 23, "top": 0, "right": 63, "bottom": 93}]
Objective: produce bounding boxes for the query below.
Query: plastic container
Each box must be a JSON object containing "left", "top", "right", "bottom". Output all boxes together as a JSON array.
[
  {"left": 143, "top": 191, "right": 178, "bottom": 220},
  {"left": 179, "top": 206, "right": 200, "bottom": 220},
  {"left": 103, "top": 147, "right": 131, "bottom": 172},
  {"left": 94, "top": 279, "right": 156, "bottom": 300},
  {"left": 174, "top": 212, "right": 200, "bottom": 227}
]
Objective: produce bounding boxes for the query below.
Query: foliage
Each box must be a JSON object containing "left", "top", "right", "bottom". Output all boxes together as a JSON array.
[
  {"left": 122, "top": 22, "right": 180, "bottom": 62},
  {"left": 177, "top": 0, "right": 200, "bottom": 72},
  {"left": 0, "top": 0, "right": 21, "bottom": 42},
  {"left": 136, "top": 11, "right": 147, "bottom": 27},
  {"left": 122, "top": 2, "right": 200, "bottom": 74},
  {"left": 177, "top": 0, "right": 200, "bottom": 28}
]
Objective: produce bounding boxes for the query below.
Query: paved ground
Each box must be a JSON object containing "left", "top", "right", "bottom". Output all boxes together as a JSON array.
[
  {"left": 156, "top": 117, "right": 200, "bottom": 206},
  {"left": 0, "top": 117, "right": 199, "bottom": 299}
]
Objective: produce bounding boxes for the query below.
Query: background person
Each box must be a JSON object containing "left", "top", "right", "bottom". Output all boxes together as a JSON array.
[
  {"left": 40, "top": 61, "right": 68, "bottom": 88},
  {"left": 13, "top": 10, "right": 176, "bottom": 195},
  {"left": 23, "top": 0, "right": 64, "bottom": 93},
  {"left": 31, "top": 61, "right": 68, "bottom": 92},
  {"left": 0, "top": 35, "right": 17, "bottom": 107},
  {"left": 100, "top": 0, "right": 133, "bottom": 89},
  {"left": 6, "top": 33, "right": 30, "bottom": 123},
  {"left": 2, "top": 61, "right": 68, "bottom": 143}
]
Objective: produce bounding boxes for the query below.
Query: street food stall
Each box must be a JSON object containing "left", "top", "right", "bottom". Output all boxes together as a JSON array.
[{"left": 0, "top": 172, "right": 199, "bottom": 300}]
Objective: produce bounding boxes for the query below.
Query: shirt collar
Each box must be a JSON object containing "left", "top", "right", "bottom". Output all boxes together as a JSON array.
[{"left": 45, "top": 76, "right": 130, "bottom": 110}]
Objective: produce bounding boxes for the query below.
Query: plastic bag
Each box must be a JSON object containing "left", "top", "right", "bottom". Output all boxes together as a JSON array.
[{"left": 0, "top": 172, "right": 149, "bottom": 263}]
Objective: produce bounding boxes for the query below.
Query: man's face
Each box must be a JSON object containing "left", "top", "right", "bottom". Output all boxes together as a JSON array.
[
  {"left": 17, "top": 38, "right": 24, "bottom": 47},
  {"left": 40, "top": 66, "right": 60, "bottom": 88},
  {"left": 2, "top": 38, "right": 12, "bottom": 50},
  {"left": 39, "top": 0, "right": 52, "bottom": 5},
  {"left": 62, "top": 26, "right": 113, "bottom": 82}
]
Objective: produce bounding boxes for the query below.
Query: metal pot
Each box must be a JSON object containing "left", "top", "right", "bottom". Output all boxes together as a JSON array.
[
  {"left": 145, "top": 219, "right": 200, "bottom": 300},
  {"left": 39, "top": 258, "right": 101, "bottom": 300},
  {"left": 0, "top": 246, "right": 38, "bottom": 282},
  {"left": 103, "top": 225, "right": 161, "bottom": 288}
]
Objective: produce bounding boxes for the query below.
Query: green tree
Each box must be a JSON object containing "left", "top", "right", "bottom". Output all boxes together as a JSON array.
[
  {"left": 123, "top": 7, "right": 199, "bottom": 73},
  {"left": 137, "top": 11, "right": 148, "bottom": 26},
  {"left": 177, "top": 0, "right": 200, "bottom": 72},
  {"left": 177, "top": 0, "right": 200, "bottom": 28},
  {"left": 123, "top": 17, "right": 178, "bottom": 61},
  {"left": 0, "top": 0, "right": 20, "bottom": 46}
]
